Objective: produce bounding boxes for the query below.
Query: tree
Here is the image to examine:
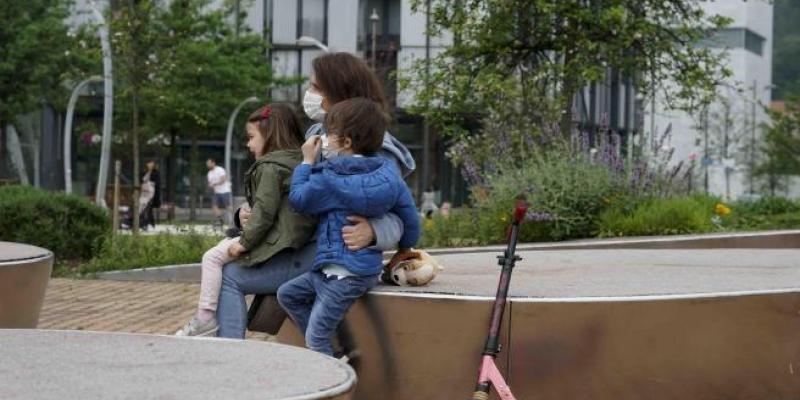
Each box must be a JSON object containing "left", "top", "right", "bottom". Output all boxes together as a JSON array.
[
  {"left": 147, "top": 0, "right": 273, "bottom": 220},
  {"left": 110, "top": 0, "right": 160, "bottom": 232},
  {"left": 0, "top": 0, "right": 74, "bottom": 180},
  {"left": 401, "top": 0, "right": 732, "bottom": 174},
  {"left": 756, "top": 98, "right": 800, "bottom": 195}
]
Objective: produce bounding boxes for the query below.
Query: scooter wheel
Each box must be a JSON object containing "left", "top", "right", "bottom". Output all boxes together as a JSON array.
[{"left": 471, "top": 391, "right": 490, "bottom": 400}]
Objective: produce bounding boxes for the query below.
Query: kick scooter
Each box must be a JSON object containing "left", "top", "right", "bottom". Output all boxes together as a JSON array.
[{"left": 470, "top": 199, "right": 528, "bottom": 400}]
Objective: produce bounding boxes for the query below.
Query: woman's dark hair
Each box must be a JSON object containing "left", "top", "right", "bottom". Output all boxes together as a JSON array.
[
  {"left": 247, "top": 103, "right": 304, "bottom": 155},
  {"left": 312, "top": 53, "right": 388, "bottom": 112},
  {"left": 325, "top": 98, "right": 388, "bottom": 155}
]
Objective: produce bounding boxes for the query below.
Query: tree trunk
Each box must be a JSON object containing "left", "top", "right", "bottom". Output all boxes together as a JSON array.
[
  {"left": 5, "top": 124, "right": 30, "bottom": 185},
  {"left": 559, "top": 50, "right": 577, "bottom": 137},
  {"left": 167, "top": 127, "right": 177, "bottom": 218},
  {"left": 131, "top": 88, "right": 141, "bottom": 234},
  {"left": 189, "top": 134, "right": 199, "bottom": 221}
]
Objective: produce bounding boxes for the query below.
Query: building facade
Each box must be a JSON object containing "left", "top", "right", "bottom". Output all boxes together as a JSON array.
[{"left": 646, "top": 1, "right": 775, "bottom": 200}]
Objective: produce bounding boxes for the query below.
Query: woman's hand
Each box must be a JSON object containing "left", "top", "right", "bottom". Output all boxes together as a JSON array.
[
  {"left": 302, "top": 135, "right": 322, "bottom": 164},
  {"left": 342, "top": 215, "right": 376, "bottom": 251},
  {"left": 239, "top": 205, "right": 252, "bottom": 227},
  {"left": 227, "top": 242, "right": 247, "bottom": 258}
]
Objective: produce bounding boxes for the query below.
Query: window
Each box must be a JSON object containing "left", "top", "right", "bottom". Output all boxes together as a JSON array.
[
  {"left": 300, "top": 0, "right": 326, "bottom": 42},
  {"left": 703, "top": 28, "right": 765, "bottom": 56},
  {"left": 744, "top": 29, "right": 765, "bottom": 56}
]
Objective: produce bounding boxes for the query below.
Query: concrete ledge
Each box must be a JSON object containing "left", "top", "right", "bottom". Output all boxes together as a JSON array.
[
  {"left": 0, "top": 329, "right": 356, "bottom": 400},
  {"left": 96, "top": 230, "right": 800, "bottom": 283}
]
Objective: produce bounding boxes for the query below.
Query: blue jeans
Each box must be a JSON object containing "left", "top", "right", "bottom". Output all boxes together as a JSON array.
[
  {"left": 216, "top": 242, "right": 316, "bottom": 339},
  {"left": 277, "top": 269, "right": 378, "bottom": 356}
]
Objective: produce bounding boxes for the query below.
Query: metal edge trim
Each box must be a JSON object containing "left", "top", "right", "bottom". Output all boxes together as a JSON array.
[
  {"left": 368, "top": 287, "right": 800, "bottom": 303},
  {"left": 0, "top": 253, "right": 53, "bottom": 267}
]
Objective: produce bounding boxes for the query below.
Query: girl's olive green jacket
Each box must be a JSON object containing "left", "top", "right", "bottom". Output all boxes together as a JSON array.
[{"left": 237, "top": 149, "right": 316, "bottom": 267}]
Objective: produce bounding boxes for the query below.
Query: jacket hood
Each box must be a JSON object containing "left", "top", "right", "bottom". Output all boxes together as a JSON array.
[{"left": 319, "top": 156, "right": 386, "bottom": 175}]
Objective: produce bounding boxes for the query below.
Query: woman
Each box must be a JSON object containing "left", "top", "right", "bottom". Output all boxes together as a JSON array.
[
  {"left": 216, "top": 53, "right": 416, "bottom": 339},
  {"left": 140, "top": 159, "right": 160, "bottom": 230}
]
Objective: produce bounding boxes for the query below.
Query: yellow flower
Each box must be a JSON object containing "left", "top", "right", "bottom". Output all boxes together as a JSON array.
[{"left": 714, "top": 203, "right": 731, "bottom": 216}]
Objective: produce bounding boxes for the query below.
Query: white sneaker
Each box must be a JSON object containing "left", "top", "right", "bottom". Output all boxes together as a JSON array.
[{"left": 175, "top": 315, "right": 218, "bottom": 337}]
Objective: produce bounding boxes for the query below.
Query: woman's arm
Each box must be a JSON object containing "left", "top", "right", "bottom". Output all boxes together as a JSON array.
[{"left": 342, "top": 214, "right": 404, "bottom": 251}]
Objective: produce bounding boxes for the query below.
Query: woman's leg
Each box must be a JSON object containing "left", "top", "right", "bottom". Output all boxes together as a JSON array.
[
  {"left": 217, "top": 242, "right": 316, "bottom": 339},
  {"left": 147, "top": 202, "right": 156, "bottom": 226}
]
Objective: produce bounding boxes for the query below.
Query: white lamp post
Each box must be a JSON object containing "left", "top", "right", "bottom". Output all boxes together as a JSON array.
[
  {"left": 64, "top": 76, "right": 102, "bottom": 194},
  {"left": 370, "top": 9, "right": 380, "bottom": 69},
  {"left": 91, "top": 1, "right": 114, "bottom": 207},
  {"left": 225, "top": 96, "right": 260, "bottom": 187}
]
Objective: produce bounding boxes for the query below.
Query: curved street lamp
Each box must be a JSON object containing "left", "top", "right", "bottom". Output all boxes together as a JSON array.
[
  {"left": 91, "top": 1, "right": 114, "bottom": 207},
  {"left": 64, "top": 76, "right": 102, "bottom": 194},
  {"left": 296, "top": 36, "right": 329, "bottom": 53},
  {"left": 225, "top": 96, "right": 261, "bottom": 189}
]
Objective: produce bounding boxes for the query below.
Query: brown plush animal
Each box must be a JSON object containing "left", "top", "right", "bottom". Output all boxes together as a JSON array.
[{"left": 381, "top": 249, "right": 444, "bottom": 286}]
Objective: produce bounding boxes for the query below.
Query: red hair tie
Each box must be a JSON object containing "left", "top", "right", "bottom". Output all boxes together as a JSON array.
[{"left": 261, "top": 106, "right": 272, "bottom": 119}]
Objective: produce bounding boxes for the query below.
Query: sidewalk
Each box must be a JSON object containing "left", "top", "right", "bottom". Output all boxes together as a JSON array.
[{"left": 38, "top": 278, "right": 268, "bottom": 339}]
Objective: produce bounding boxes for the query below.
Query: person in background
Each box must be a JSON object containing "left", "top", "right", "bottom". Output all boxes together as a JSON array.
[
  {"left": 206, "top": 158, "right": 232, "bottom": 227},
  {"left": 420, "top": 185, "right": 439, "bottom": 219},
  {"left": 140, "top": 159, "right": 161, "bottom": 230}
]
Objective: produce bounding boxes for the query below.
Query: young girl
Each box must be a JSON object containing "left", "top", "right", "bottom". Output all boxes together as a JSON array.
[{"left": 176, "top": 104, "right": 317, "bottom": 337}]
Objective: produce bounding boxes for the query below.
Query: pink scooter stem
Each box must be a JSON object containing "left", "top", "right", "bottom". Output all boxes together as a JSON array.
[{"left": 471, "top": 200, "right": 528, "bottom": 400}]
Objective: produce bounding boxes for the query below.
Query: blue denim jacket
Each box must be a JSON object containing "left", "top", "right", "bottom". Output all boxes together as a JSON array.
[{"left": 289, "top": 156, "right": 420, "bottom": 276}]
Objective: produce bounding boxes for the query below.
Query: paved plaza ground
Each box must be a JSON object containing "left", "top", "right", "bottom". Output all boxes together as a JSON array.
[{"left": 37, "top": 278, "right": 268, "bottom": 339}]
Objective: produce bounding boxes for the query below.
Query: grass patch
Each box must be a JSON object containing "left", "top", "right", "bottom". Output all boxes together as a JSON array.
[{"left": 55, "top": 232, "right": 222, "bottom": 277}]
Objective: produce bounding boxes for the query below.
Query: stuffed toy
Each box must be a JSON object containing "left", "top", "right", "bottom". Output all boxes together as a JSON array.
[{"left": 381, "top": 249, "right": 444, "bottom": 286}]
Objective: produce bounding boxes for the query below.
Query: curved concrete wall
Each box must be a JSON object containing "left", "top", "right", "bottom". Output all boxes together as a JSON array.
[
  {"left": 0, "top": 242, "right": 53, "bottom": 328},
  {"left": 276, "top": 248, "right": 800, "bottom": 399}
]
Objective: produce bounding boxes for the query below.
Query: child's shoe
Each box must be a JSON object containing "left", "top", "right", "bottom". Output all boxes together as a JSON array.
[{"left": 175, "top": 315, "right": 218, "bottom": 337}]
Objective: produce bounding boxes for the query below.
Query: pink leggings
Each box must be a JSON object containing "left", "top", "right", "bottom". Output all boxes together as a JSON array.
[{"left": 198, "top": 237, "right": 238, "bottom": 312}]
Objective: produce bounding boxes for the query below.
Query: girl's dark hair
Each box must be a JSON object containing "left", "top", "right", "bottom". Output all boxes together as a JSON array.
[
  {"left": 312, "top": 53, "right": 388, "bottom": 112},
  {"left": 247, "top": 103, "right": 304, "bottom": 155}
]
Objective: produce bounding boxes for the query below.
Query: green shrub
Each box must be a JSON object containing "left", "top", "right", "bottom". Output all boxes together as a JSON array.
[
  {"left": 419, "top": 205, "right": 566, "bottom": 249},
  {"left": 479, "top": 146, "right": 619, "bottom": 241},
  {"left": 595, "top": 195, "right": 718, "bottom": 237},
  {"left": 65, "top": 232, "right": 222, "bottom": 276},
  {"left": 0, "top": 185, "right": 110, "bottom": 260},
  {"left": 733, "top": 196, "right": 800, "bottom": 216}
]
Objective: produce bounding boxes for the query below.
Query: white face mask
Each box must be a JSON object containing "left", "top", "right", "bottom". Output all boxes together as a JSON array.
[
  {"left": 303, "top": 89, "right": 327, "bottom": 122},
  {"left": 320, "top": 134, "right": 339, "bottom": 160}
]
